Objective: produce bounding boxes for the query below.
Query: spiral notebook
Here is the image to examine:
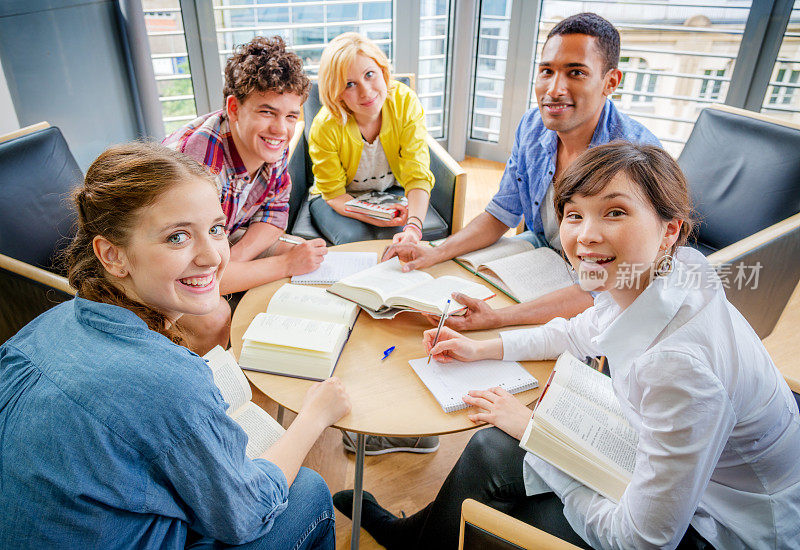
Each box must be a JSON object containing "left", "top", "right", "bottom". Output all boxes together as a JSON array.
[
  {"left": 290, "top": 251, "right": 378, "bottom": 285},
  {"left": 409, "top": 357, "right": 538, "bottom": 413}
]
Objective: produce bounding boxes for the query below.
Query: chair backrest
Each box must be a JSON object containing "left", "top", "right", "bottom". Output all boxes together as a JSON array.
[
  {"left": 286, "top": 121, "right": 313, "bottom": 231},
  {"left": 0, "top": 125, "right": 82, "bottom": 269},
  {"left": 459, "top": 499, "right": 580, "bottom": 550},
  {"left": 0, "top": 123, "right": 80, "bottom": 342},
  {"left": 679, "top": 105, "right": 800, "bottom": 254}
]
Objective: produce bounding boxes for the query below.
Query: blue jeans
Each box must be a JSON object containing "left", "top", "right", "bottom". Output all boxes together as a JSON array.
[{"left": 187, "top": 467, "right": 335, "bottom": 550}]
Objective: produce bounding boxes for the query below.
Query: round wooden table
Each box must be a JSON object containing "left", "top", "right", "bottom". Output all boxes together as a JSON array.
[{"left": 230, "top": 240, "right": 554, "bottom": 548}]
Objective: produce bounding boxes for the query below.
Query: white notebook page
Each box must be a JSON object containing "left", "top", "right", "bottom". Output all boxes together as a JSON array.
[
  {"left": 409, "top": 357, "right": 538, "bottom": 412},
  {"left": 291, "top": 252, "right": 378, "bottom": 284}
]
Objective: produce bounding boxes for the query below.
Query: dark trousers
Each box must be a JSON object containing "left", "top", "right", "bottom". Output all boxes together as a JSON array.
[{"left": 408, "top": 427, "right": 710, "bottom": 550}]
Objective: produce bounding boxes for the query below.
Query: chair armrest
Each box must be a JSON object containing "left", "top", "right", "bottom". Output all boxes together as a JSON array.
[
  {"left": 706, "top": 212, "right": 800, "bottom": 267},
  {"left": 459, "top": 499, "right": 580, "bottom": 550},
  {"left": 0, "top": 121, "right": 50, "bottom": 144},
  {"left": 0, "top": 253, "right": 75, "bottom": 296},
  {"left": 427, "top": 134, "right": 467, "bottom": 233}
]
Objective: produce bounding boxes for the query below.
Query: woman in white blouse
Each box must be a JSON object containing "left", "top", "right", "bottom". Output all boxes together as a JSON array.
[{"left": 332, "top": 142, "right": 800, "bottom": 549}]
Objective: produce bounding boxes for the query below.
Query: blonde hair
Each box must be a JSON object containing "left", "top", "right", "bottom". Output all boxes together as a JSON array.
[
  {"left": 65, "top": 142, "right": 217, "bottom": 345},
  {"left": 318, "top": 32, "right": 392, "bottom": 124}
]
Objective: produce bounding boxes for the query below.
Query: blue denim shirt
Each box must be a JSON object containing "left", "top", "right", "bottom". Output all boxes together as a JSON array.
[
  {"left": 485, "top": 99, "right": 661, "bottom": 240},
  {"left": 0, "top": 297, "right": 288, "bottom": 549}
]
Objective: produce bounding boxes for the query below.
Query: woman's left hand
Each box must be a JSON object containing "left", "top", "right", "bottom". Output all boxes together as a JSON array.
[
  {"left": 393, "top": 227, "right": 422, "bottom": 244},
  {"left": 463, "top": 387, "right": 532, "bottom": 440}
]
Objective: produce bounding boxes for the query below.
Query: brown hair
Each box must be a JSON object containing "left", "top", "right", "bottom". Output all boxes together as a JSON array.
[
  {"left": 223, "top": 36, "right": 311, "bottom": 106},
  {"left": 554, "top": 141, "right": 695, "bottom": 249},
  {"left": 64, "top": 142, "right": 217, "bottom": 344}
]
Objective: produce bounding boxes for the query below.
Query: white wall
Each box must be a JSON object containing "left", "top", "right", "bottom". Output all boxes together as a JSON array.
[{"left": 0, "top": 56, "right": 19, "bottom": 134}]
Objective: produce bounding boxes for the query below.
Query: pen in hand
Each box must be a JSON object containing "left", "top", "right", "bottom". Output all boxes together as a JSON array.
[
  {"left": 427, "top": 299, "right": 451, "bottom": 365},
  {"left": 278, "top": 236, "right": 302, "bottom": 246}
]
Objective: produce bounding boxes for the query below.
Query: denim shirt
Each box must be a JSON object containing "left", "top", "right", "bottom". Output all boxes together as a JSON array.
[
  {"left": 485, "top": 99, "right": 661, "bottom": 240},
  {"left": 0, "top": 297, "right": 288, "bottom": 549}
]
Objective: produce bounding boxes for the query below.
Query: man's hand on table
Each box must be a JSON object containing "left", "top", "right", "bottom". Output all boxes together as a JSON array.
[
  {"left": 420, "top": 292, "right": 505, "bottom": 331},
  {"left": 380, "top": 242, "right": 441, "bottom": 271}
]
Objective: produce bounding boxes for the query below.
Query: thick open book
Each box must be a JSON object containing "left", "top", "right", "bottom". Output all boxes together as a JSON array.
[
  {"left": 344, "top": 190, "right": 407, "bottom": 220},
  {"left": 409, "top": 357, "right": 538, "bottom": 413},
  {"left": 455, "top": 237, "right": 575, "bottom": 303},
  {"left": 203, "top": 346, "right": 285, "bottom": 459},
  {"left": 240, "top": 284, "right": 359, "bottom": 380},
  {"left": 520, "top": 351, "right": 637, "bottom": 503},
  {"left": 327, "top": 257, "right": 495, "bottom": 316}
]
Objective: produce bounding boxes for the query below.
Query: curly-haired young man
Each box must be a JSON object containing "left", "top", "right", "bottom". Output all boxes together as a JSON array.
[{"left": 164, "top": 36, "right": 327, "bottom": 354}]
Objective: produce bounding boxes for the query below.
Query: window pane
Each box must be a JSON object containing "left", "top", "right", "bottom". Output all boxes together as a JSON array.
[
  {"left": 214, "top": 1, "right": 393, "bottom": 77},
  {"left": 761, "top": 1, "right": 800, "bottom": 123},
  {"left": 529, "top": 1, "right": 753, "bottom": 156},
  {"left": 143, "top": 0, "right": 198, "bottom": 134},
  {"left": 418, "top": 0, "right": 453, "bottom": 139},
  {"left": 470, "top": 0, "right": 512, "bottom": 142}
]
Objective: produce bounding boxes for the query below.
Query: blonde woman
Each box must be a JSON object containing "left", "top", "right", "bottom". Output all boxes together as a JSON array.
[{"left": 309, "top": 32, "right": 435, "bottom": 246}]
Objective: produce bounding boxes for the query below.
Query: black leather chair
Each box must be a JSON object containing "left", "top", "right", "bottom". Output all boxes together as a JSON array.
[
  {"left": 679, "top": 104, "right": 800, "bottom": 339},
  {"left": 0, "top": 123, "right": 80, "bottom": 343},
  {"left": 287, "top": 74, "right": 466, "bottom": 245},
  {"left": 459, "top": 499, "right": 579, "bottom": 550}
]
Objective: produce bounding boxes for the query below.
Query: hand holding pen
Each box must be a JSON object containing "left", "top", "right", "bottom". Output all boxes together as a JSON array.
[{"left": 427, "top": 299, "right": 451, "bottom": 364}]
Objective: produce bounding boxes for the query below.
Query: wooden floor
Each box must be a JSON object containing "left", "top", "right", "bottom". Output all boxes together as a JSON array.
[{"left": 250, "top": 156, "right": 800, "bottom": 549}]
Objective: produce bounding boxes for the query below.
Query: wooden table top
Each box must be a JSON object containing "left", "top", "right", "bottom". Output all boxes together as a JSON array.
[{"left": 230, "top": 240, "right": 555, "bottom": 436}]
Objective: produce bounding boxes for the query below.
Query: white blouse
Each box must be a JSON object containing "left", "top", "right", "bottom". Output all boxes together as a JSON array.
[
  {"left": 501, "top": 247, "right": 800, "bottom": 549},
  {"left": 346, "top": 136, "right": 396, "bottom": 195}
]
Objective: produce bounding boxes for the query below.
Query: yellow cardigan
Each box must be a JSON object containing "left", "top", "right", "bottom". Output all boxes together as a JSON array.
[{"left": 308, "top": 81, "right": 435, "bottom": 200}]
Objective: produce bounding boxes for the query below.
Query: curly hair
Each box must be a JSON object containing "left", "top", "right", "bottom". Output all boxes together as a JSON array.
[{"left": 222, "top": 36, "right": 311, "bottom": 106}]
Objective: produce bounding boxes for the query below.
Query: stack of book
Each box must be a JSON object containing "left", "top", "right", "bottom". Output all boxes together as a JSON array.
[
  {"left": 344, "top": 190, "right": 407, "bottom": 220},
  {"left": 239, "top": 284, "right": 359, "bottom": 380}
]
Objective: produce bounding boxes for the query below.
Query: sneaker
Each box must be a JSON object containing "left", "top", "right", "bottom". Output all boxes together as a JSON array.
[{"left": 342, "top": 432, "right": 439, "bottom": 455}]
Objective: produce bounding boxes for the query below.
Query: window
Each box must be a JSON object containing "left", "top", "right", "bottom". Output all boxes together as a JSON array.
[
  {"left": 618, "top": 56, "right": 659, "bottom": 104},
  {"left": 213, "top": 1, "right": 393, "bottom": 78},
  {"left": 470, "top": 0, "right": 511, "bottom": 143},
  {"left": 699, "top": 68, "right": 726, "bottom": 101},
  {"left": 769, "top": 68, "right": 800, "bottom": 105},
  {"left": 417, "top": 0, "right": 453, "bottom": 139},
  {"left": 142, "top": 1, "right": 197, "bottom": 134},
  {"left": 762, "top": 1, "right": 800, "bottom": 122}
]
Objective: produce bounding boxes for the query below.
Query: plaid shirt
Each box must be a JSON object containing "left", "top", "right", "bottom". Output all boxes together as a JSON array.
[{"left": 162, "top": 110, "right": 291, "bottom": 234}]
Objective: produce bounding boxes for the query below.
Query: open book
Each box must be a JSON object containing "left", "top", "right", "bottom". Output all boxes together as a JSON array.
[
  {"left": 520, "top": 351, "right": 637, "bottom": 503},
  {"left": 409, "top": 357, "right": 538, "bottom": 413},
  {"left": 240, "top": 284, "right": 359, "bottom": 380},
  {"left": 327, "top": 257, "right": 495, "bottom": 316},
  {"left": 203, "top": 346, "right": 285, "bottom": 459},
  {"left": 455, "top": 238, "right": 575, "bottom": 303}
]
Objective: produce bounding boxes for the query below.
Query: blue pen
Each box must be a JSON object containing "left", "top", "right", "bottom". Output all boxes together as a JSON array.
[{"left": 381, "top": 346, "right": 395, "bottom": 361}]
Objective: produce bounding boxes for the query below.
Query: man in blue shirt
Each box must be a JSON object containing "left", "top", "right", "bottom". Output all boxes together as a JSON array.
[{"left": 384, "top": 12, "right": 660, "bottom": 330}]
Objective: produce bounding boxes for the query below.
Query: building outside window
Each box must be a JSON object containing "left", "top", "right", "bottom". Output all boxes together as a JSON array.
[
  {"left": 470, "top": 0, "right": 511, "bottom": 143},
  {"left": 142, "top": 0, "right": 197, "bottom": 134}
]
